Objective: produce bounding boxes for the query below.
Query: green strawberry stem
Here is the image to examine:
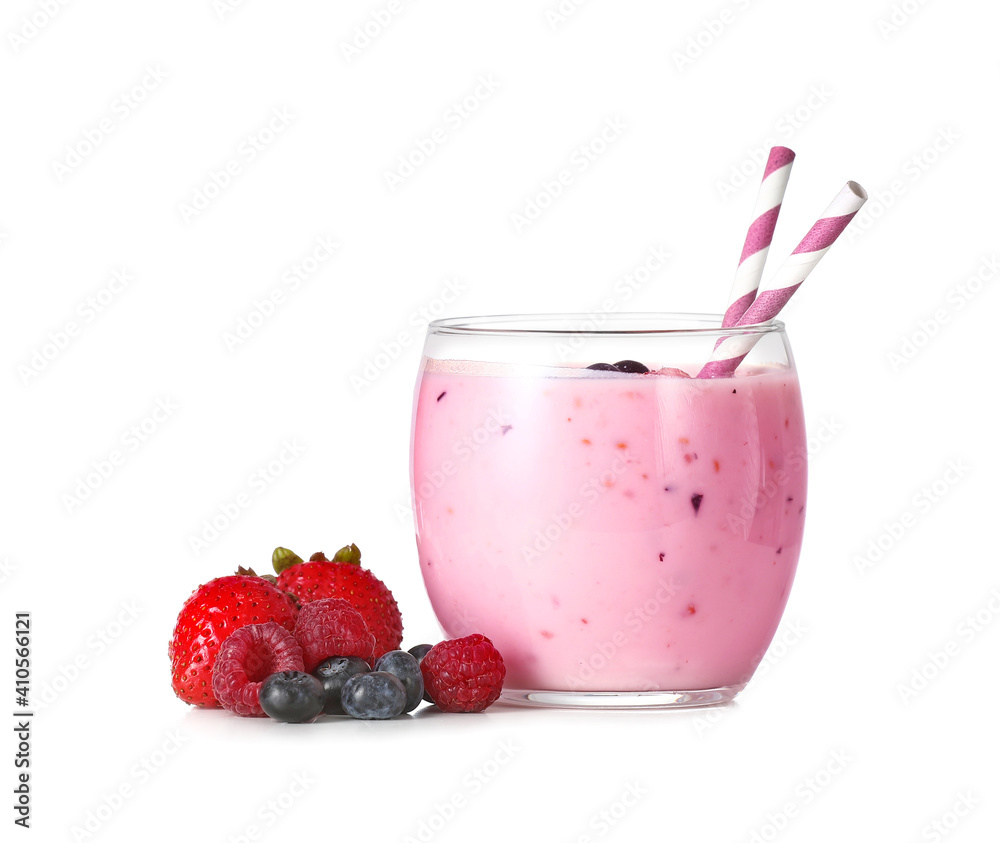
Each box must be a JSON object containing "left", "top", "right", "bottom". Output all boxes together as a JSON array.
[
  {"left": 332, "top": 543, "right": 362, "bottom": 566},
  {"left": 272, "top": 547, "right": 305, "bottom": 575},
  {"left": 272, "top": 544, "right": 362, "bottom": 572}
]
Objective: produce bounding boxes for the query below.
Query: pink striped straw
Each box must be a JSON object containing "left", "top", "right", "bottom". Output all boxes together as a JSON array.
[
  {"left": 698, "top": 180, "right": 868, "bottom": 379},
  {"left": 722, "top": 146, "right": 796, "bottom": 328}
]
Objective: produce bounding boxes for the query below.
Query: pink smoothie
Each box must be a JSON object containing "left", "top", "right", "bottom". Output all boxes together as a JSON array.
[{"left": 411, "top": 360, "right": 807, "bottom": 692}]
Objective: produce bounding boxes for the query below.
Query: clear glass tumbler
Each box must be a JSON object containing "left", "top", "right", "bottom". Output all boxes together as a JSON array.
[{"left": 410, "top": 314, "right": 806, "bottom": 708}]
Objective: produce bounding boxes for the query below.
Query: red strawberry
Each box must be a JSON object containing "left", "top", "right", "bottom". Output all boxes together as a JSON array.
[
  {"left": 169, "top": 568, "right": 299, "bottom": 708},
  {"left": 274, "top": 544, "right": 403, "bottom": 659}
]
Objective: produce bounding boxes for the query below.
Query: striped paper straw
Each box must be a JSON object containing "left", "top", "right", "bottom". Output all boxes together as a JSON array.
[
  {"left": 698, "top": 180, "right": 868, "bottom": 379},
  {"left": 721, "top": 146, "right": 796, "bottom": 328}
]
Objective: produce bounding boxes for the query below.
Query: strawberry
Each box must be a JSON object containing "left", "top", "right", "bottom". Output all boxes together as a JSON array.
[
  {"left": 169, "top": 568, "right": 299, "bottom": 708},
  {"left": 274, "top": 544, "right": 403, "bottom": 659}
]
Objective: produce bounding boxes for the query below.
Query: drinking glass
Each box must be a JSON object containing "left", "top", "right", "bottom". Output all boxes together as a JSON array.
[{"left": 410, "top": 313, "right": 806, "bottom": 708}]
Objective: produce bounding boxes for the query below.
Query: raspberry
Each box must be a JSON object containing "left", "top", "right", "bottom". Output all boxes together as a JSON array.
[
  {"left": 421, "top": 634, "right": 506, "bottom": 713},
  {"left": 294, "top": 598, "right": 376, "bottom": 672},
  {"left": 212, "top": 622, "right": 304, "bottom": 717}
]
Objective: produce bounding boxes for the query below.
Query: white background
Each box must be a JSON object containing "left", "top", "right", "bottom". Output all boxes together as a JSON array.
[{"left": 2, "top": 0, "right": 997, "bottom": 840}]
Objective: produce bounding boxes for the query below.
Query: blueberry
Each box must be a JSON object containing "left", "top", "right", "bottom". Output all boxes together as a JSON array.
[
  {"left": 259, "top": 671, "right": 325, "bottom": 723},
  {"left": 586, "top": 363, "right": 620, "bottom": 371},
  {"left": 341, "top": 671, "right": 407, "bottom": 720},
  {"left": 613, "top": 360, "right": 649, "bottom": 374},
  {"left": 313, "top": 656, "right": 371, "bottom": 715},
  {"left": 407, "top": 643, "right": 436, "bottom": 702},
  {"left": 407, "top": 643, "right": 433, "bottom": 663},
  {"left": 375, "top": 650, "right": 424, "bottom": 713}
]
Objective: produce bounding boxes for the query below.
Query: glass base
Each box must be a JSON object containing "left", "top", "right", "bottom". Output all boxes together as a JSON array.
[{"left": 498, "top": 684, "right": 745, "bottom": 710}]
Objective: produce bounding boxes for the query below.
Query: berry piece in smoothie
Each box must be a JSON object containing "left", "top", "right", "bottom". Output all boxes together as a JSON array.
[
  {"left": 613, "top": 359, "right": 650, "bottom": 373},
  {"left": 652, "top": 367, "right": 692, "bottom": 378},
  {"left": 585, "top": 363, "right": 620, "bottom": 371},
  {"left": 259, "top": 671, "right": 325, "bottom": 723}
]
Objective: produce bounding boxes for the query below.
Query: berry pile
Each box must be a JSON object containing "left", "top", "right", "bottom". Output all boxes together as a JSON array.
[{"left": 168, "top": 545, "right": 506, "bottom": 722}]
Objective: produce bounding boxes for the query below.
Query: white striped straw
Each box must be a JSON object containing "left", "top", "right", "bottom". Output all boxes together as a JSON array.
[
  {"left": 698, "top": 180, "right": 868, "bottom": 379},
  {"left": 721, "top": 146, "right": 796, "bottom": 328}
]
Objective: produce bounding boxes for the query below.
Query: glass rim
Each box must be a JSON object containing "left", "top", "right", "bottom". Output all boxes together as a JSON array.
[{"left": 427, "top": 312, "right": 786, "bottom": 339}]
